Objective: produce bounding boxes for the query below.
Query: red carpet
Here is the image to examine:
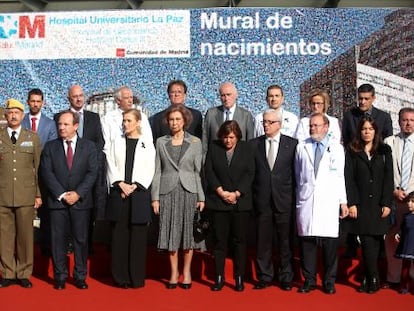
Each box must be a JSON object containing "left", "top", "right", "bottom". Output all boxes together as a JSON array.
[{"left": 1, "top": 245, "right": 413, "bottom": 310}]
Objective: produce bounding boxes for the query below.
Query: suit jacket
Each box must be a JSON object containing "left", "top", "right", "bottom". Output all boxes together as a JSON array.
[
  {"left": 150, "top": 106, "right": 203, "bottom": 143},
  {"left": 342, "top": 106, "right": 393, "bottom": 147},
  {"left": 202, "top": 105, "right": 254, "bottom": 154},
  {"left": 0, "top": 128, "right": 41, "bottom": 206},
  {"left": 250, "top": 134, "right": 297, "bottom": 215},
  {"left": 204, "top": 140, "right": 255, "bottom": 212},
  {"left": 39, "top": 137, "right": 98, "bottom": 210},
  {"left": 384, "top": 133, "right": 414, "bottom": 194},
  {"left": 344, "top": 144, "right": 393, "bottom": 235},
  {"left": 22, "top": 113, "right": 57, "bottom": 147},
  {"left": 151, "top": 133, "right": 204, "bottom": 202},
  {"left": 105, "top": 133, "right": 156, "bottom": 224}
]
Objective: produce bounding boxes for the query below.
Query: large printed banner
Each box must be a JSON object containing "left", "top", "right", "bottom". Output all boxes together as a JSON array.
[
  {"left": 0, "top": 10, "right": 190, "bottom": 59},
  {"left": 0, "top": 7, "right": 412, "bottom": 129}
]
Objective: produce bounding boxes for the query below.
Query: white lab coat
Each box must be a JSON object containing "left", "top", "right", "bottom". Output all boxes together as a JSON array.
[{"left": 295, "top": 138, "right": 347, "bottom": 238}]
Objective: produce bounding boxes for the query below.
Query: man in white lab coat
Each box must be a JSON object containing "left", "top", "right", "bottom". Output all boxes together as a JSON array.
[{"left": 295, "top": 112, "right": 348, "bottom": 294}]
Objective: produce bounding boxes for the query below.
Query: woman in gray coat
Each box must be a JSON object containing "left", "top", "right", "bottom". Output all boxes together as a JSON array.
[{"left": 151, "top": 105, "right": 205, "bottom": 290}]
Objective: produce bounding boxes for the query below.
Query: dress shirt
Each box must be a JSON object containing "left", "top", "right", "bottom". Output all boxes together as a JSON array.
[
  {"left": 7, "top": 126, "right": 21, "bottom": 141},
  {"left": 30, "top": 113, "right": 41, "bottom": 132},
  {"left": 63, "top": 135, "right": 78, "bottom": 156},
  {"left": 223, "top": 105, "right": 236, "bottom": 122},
  {"left": 265, "top": 132, "right": 281, "bottom": 162}
]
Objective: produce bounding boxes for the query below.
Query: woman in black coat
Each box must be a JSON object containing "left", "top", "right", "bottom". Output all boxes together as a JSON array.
[
  {"left": 344, "top": 116, "right": 393, "bottom": 294},
  {"left": 204, "top": 120, "right": 255, "bottom": 292}
]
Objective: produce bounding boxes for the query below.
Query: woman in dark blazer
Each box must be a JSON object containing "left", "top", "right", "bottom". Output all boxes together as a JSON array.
[
  {"left": 205, "top": 120, "right": 255, "bottom": 292},
  {"left": 344, "top": 116, "right": 393, "bottom": 294},
  {"left": 104, "top": 108, "right": 155, "bottom": 288}
]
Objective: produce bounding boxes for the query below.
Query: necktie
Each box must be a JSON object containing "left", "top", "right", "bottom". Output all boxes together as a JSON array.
[
  {"left": 11, "top": 131, "right": 17, "bottom": 144},
  {"left": 267, "top": 139, "right": 275, "bottom": 170},
  {"left": 66, "top": 140, "right": 73, "bottom": 170},
  {"left": 31, "top": 117, "right": 37, "bottom": 132},
  {"left": 314, "top": 142, "right": 322, "bottom": 177},
  {"left": 77, "top": 112, "right": 84, "bottom": 138},
  {"left": 401, "top": 138, "right": 411, "bottom": 190},
  {"left": 225, "top": 110, "right": 230, "bottom": 121}
]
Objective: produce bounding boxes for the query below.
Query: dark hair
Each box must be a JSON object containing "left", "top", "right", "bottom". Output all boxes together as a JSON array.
[
  {"left": 349, "top": 116, "right": 381, "bottom": 155},
  {"left": 28, "top": 88, "right": 44, "bottom": 101},
  {"left": 358, "top": 83, "right": 375, "bottom": 96},
  {"left": 266, "top": 84, "right": 283, "bottom": 97},
  {"left": 57, "top": 110, "right": 79, "bottom": 125},
  {"left": 406, "top": 191, "right": 414, "bottom": 202},
  {"left": 164, "top": 105, "right": 193, "bottom": 130},
  {"left": 217, "top": 120, "right": 242, "bottom": 141},
  {"left": 167, "top": 80, "right": 187, "bottom": 94},
  {"left": 398, "top": 107, "right": 414, "bottom": 122}
]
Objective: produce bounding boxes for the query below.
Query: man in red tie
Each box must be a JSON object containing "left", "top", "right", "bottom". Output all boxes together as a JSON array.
[
  {"left": 22, "top": 88, "right": 57, "bottom": 257},
  {"left": 40, "top": 110, "right": 98, "bottom": 290}
]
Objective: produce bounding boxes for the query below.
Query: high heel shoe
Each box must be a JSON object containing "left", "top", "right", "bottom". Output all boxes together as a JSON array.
[
  {"left": 235, "top": 276, "right": 244, "bottom": 292},
  {"left": 357, "top": 278, "right": 367, "bottom": 293},
  {"left": 367, "top": 277, "right": 379, "bottom": 294},
  {"left": 180, "top": 283, "right": 192, "bottom": 289},
  {"left": 166, "top": 283, "right": 177, "bottom": 289},
  {"left": 211, "top": 275, "right": 225, "bottom": 291}
]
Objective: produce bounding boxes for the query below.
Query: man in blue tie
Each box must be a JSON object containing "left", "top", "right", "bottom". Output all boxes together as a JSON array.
[{"left": 295, "top": 112, "right": 348, "bottom": 294}]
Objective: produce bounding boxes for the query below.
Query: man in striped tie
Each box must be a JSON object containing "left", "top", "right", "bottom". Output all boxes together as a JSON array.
[{"left": 384, "top": 107, "right": 414, "bottom": 290}]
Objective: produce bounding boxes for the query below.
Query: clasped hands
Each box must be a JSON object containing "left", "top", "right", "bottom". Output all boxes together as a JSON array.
[
  {"left": 217, "top": 187, "right": 239, "bottom": 205},
  {"left": 119, "top": 181, "right": 137, "bottom": 199},
  {"left": 63, "top": 191, "right": 80, "bottom": 206}
]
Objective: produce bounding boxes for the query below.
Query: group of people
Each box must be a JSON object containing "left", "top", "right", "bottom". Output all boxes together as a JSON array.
[{"left": 0, "top": 80, "right": 413, "bottom": 296}]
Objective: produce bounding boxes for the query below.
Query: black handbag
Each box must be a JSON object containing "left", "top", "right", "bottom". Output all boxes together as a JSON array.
[{"left": 193, "top": 208, "right": 210, "bottom": 243}]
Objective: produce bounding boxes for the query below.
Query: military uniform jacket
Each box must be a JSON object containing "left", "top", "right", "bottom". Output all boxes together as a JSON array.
[{"left": 0, "top": 128, "right": 41, "bottom": 207}]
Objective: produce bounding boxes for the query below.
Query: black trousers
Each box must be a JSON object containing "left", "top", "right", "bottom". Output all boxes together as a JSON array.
[
  {"left": 211, "top": 210, "right": 249, "bottom": 278},
  {"left": 299, "top": 236, "right": 339, "bottom": 286},
  {"left": 50, "top": 208, "right": 90, "bottom": 281},
  {"left": 111, "top": 200, "right": 148, "bottom": 288},
  {"left": 359, "top": 234, "right": 383, "bottom": 280},
  {"left": 256, "top": 211, "right": 294, "bottom": 283}
]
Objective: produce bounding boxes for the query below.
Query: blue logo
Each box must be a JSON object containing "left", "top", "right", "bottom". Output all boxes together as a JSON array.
[{"left": 0, "top": 15, "right": 18, "bottom": 39}]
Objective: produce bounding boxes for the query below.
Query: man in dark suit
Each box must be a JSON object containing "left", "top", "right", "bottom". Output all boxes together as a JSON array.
[
  {"left": 22, "top": 88, "right": 58, "bottom": 257},
  {"left": 342, "top": 83, "right": 393, "bottom": 258},
  {"left": 342, "top": 83, "right": 393, "bottom": 147},
  {"left": 250, "top": 108, "right": 298, "bottom": 291},
  {"left": 202, "top": 81, "right": 254, "bottom": 154},
  {"left": 65, "top": 85, "right": 105, "bottom": 251},
  {"left": 40, "top": 110, "right": 98, "bottom": 290},
  {"left": 0, "top": 99, "right": 42, "bottom": 289},
  {"left": 150, "top": 79, "right": 202, "bottom": 143}
]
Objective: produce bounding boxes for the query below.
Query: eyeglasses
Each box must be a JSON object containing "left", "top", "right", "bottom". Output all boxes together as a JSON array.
[{"left": 261, "top": 120, "right": 280, "bottom": 125}]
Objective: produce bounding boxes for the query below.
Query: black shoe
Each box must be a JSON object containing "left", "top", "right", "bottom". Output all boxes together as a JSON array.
[
  {"left": 0, "top": 278, "right": 15, "bottom": 288},
  {"left": 323, "top": 283, "right": 336, "bottom": 294},
  {"left": 74, "top": 279, "right": 88, "bottom": 289},
  {"left": 367, "top": 277, "right": 379, "bottom": 294},
  {"left": 180, "top": 283, "right": 192, "bottom": 290},
  {"left": 66, "top": 241, "right": 73, "bottom": 254},
  {"left": 235, "top": 276, "right": 244, "bottom": 292},
  {"left": 54, "top": 280, "right": 66, "bottom": 290},
  {"left": 298, "top": 280, "right": 316, "bottom": 293},
  {"left": 280, "top": 281, "right": 292, "bottom": 291},
  {"left": 253, "top": 280, "right": 271, "bottom": 290},
  {"left": 115, "top": 282, "right": 130, "bottom": 289},
  {"left": 381, "top": 281, "right": 399, "bottom": 290},
  {"left": 357, "top": 278, "right": 367, "bottom": 293},
  {"left": 17, "top": 279, "right": 32, "bottom": 288},
  {"left": 166, "top": 283, "right": 177, "bottom": 289},
  {"left": 211, "top": 275, "right": 225, "bottom": 291}
]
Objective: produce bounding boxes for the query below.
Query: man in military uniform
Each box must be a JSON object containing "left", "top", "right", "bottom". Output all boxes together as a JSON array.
[{"left": 0, "top": 99, "right": 42, "bottom": 288}]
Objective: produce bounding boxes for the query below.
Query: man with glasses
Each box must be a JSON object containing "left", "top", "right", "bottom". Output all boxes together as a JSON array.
[
  {"left": 295, "top": 112, "right": 348, "bottom": 294},
  {"left": 250, "top": 109, "right": 298, "bottom": 291},
  {"left": 254, "top": 85, "right": 298, "bottom": 138},
  {"left": 149, "top": 80, "right": 202, "bottom": 143}
]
